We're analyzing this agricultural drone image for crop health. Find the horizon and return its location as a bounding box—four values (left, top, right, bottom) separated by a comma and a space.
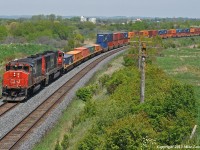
0, 0, 199, 18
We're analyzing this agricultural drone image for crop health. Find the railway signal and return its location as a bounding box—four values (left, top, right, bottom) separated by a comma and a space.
129, 35, 162, 104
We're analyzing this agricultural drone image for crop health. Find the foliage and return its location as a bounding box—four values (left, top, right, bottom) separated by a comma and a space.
61, 134, 70, 149
76, 84, 98, 102
54, 141, 62, 150
74, 64, 196, 148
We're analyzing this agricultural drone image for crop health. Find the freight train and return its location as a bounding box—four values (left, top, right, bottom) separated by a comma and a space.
1, 32, 129, 101
2, 26, 200, 101
129, 27, 200, 39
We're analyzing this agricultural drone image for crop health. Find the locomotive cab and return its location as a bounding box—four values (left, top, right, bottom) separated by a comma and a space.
2, 62, 30, 101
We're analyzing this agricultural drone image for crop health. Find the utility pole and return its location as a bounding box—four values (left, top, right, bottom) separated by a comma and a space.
138, 38, 142, 70
129, 35, 161, 104
140, 42, 146, 103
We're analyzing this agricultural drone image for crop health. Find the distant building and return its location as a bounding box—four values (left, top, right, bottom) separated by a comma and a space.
89, 18, 96, 24
80, 16, 87, 22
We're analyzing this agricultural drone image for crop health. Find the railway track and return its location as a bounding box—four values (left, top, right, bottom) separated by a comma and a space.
0, 46, 128, 150
0, 102, 19, 117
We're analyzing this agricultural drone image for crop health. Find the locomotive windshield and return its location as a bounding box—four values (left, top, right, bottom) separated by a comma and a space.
6, 65, 29, 72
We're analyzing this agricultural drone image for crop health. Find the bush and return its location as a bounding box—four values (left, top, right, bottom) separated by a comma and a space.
76, 87, 92, 102
76, 84, 98, 102
61, 134, 70, 149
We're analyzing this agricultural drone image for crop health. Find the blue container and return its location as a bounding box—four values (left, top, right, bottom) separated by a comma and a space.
97, 33, 113, 43
123, 32, 128, 39
64, 54, 73, 65
158, 30, 167, 35
97, 42, 108, 49
185, 28, 190, 33
107, 33, 113, 42
176, 29, 182, 33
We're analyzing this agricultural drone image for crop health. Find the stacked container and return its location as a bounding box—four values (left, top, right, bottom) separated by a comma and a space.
148, 30, 158, 37
167, 29, 176, 38
83, 45, 95, 54
63, 54, 73, 69
123, 32, 128, 45
158, 30, 167, 38
113, 33, 119, 48
158, 30, 167, 35
92, 44, 102, 52
139, 30, 149, 37
74, 47, 90, 58
66, 51, 82, 62
128, 32, 135, 39
96, 33, 113, 50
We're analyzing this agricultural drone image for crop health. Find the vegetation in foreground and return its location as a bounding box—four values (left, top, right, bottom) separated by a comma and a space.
34, 37, 197, 150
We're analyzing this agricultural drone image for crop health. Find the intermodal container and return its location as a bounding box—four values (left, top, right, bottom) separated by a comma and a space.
97, 33, 113, 43
108, 33, 113, 42
176, 29, 182, 33
64, 54, 73, 65
168, 29, 176, 34
123, 32, 128, 39
92, 44, 102, 52
83, 45, 95, 54
158, 30, 167, 35
113, 33, 119, 41
190, 28, 195, 33
74, 47, 90, 58
139, 30, 149, 36
128, 32, 134, 38
148, 30, 158, 37
118, 33, 124, 40
185, 28, 190, 33
66, 51, 82, 62
134, 31, 140, 36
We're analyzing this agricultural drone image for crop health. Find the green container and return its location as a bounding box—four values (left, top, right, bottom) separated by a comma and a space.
83, 45, 95, 54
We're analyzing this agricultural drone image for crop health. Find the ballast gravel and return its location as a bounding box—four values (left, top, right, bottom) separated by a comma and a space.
0, 48, 128, 150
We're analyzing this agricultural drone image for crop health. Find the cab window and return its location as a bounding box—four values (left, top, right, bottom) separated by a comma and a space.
24, 66, 29, 72
6, 65, 10, 71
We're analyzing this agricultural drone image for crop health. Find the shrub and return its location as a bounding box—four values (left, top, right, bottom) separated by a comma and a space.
76, 87, 92, 102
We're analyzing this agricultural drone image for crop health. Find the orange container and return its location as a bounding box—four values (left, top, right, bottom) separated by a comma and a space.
190, 28, 195, 33
74, 47, 90, 58
92, 44, 102, 52
139, 30, 149, 36
168, 29, 176, 34
66, 51, 82, 62
128, 32, 135, 38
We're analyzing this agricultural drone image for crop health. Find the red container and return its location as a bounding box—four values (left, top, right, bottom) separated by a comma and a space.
118, 33, 124, 40
118, 39, 124, 46
134, 31, 139, 36
74, 47, 90, 58
113, 33, 119, 41
108, 41, 114, 50
148, 30, 158, 37
113, 41, 119, 48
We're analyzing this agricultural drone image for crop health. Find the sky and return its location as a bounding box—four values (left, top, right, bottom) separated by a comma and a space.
0, 0, 199, 18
